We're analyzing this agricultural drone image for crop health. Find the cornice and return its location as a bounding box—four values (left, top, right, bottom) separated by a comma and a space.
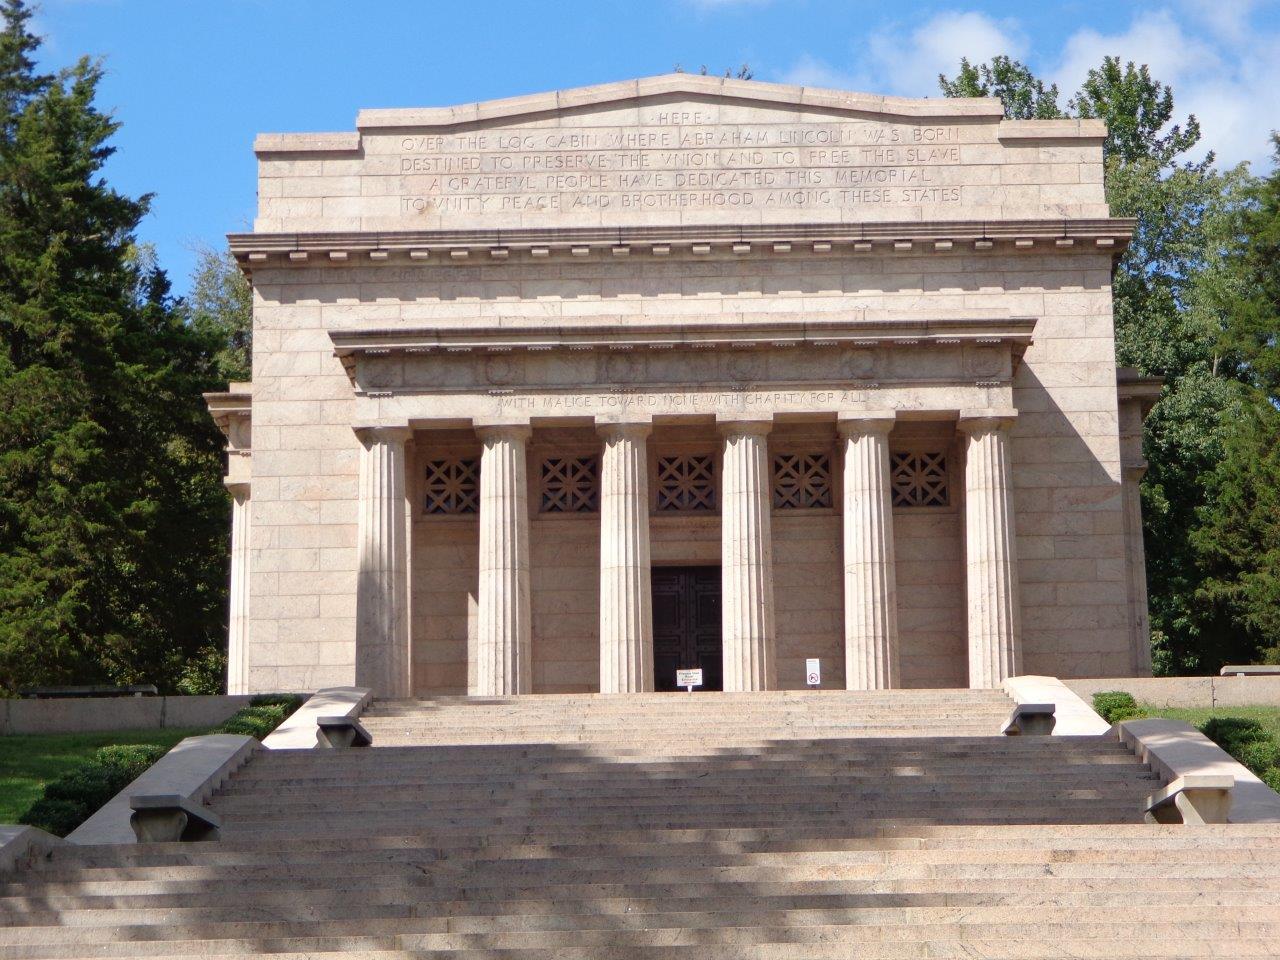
329, 314, 1036, 361
230, 218, 1134, 272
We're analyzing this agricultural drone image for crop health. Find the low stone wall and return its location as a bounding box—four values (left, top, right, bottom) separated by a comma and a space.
0, 695, 256, 736
1065, 676, 1280, 709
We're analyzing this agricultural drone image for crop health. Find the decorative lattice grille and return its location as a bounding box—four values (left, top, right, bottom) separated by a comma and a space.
423, 458, 480, 515
656, 454, 716, 512
772, 453, 833, 509
540, 456, 600, 513
890, 451, 949, 507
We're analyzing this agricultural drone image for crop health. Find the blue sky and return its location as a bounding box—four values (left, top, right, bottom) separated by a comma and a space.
37, 0, 1280, 295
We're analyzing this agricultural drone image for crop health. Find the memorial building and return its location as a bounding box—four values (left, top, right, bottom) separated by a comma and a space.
206, 74, 1161, 698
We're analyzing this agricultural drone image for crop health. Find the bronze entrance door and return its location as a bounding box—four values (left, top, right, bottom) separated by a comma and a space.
651, 566, 723, 692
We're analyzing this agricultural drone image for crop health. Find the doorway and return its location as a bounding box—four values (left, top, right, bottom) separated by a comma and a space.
652, 566, 723, 692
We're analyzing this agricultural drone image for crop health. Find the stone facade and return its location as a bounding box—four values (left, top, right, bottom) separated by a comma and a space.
205, 74, 1160, 696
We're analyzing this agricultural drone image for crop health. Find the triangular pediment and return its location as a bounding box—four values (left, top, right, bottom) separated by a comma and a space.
355, 73, 1004, 130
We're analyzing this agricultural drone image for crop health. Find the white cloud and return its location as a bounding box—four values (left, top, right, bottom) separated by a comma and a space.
1050, 7, 1279, 169
780, 10, 1024, 97
775, 5, 1278, 170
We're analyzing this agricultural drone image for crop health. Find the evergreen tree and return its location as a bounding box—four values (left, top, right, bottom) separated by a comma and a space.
0, 1, 228, 692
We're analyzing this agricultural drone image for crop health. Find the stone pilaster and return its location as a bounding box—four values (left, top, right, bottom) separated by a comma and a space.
474, 423, 532, 696
597, 419, 654, 693
1122, 464, 1154, 675
354, 426, 412, 699
958, 411, 1021, 688
838, 413, 900, 690
718, 417, 776, 692
225, 482, 251, 696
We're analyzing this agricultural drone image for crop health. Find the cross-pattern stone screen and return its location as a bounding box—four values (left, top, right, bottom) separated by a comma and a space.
423, 458, 480, 515
656, 454, 716, 512
890, 451, 949, 507
540, 456, 600, 513
772, 453, 833, 509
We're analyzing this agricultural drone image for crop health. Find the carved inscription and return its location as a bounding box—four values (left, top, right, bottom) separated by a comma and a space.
390, 119, 965, 216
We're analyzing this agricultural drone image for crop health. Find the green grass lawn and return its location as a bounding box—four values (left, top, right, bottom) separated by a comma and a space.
0, 728, 205, 824
1137, 704, 1280, 740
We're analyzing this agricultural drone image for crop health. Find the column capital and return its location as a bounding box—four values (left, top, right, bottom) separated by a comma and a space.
474, 419, 532, 442
354, 425, 412, 445
957, 408, 1018, 435
596, 415, 652, 441
837, 410, 896, 438
716, 414, 773, 438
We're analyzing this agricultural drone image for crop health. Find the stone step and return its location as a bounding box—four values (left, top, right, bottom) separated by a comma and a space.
4, 918, 1280, 954
4, 945, 1272, 960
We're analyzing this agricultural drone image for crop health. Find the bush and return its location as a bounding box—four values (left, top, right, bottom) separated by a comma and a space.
19, 743, 167, 838
177, 645, 227, 695
1092, 691, 1143, 724
1200, 716, 1269, 752
213, 694, 304, 741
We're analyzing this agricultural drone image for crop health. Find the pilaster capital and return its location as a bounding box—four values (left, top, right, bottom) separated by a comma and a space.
354, 425, 412, 446
1122, 461, 1149, 481
474, 419, 532, 443
596, 415, 652, 442
836, 410, 896, 438
716, 414, 773, 438
957, 408, 1018, 436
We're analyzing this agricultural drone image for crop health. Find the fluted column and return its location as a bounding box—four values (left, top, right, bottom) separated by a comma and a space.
718, 417, 776, 691
474, 423, 532, 696
838, 413, 900, 690
959, 411, 1021, 688
225, 482, 251, 695
354, 426, 412, 699
598, 420, 654, 693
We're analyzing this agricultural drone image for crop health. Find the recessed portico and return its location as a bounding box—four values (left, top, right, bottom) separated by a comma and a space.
331, 314, 1032, 693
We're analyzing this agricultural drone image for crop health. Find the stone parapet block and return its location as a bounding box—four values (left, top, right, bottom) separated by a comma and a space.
0, 825, 63, 876
1004, 675, 1111, 736
263, 687, 373, 750
67, 734, 258, 845
1118, 717, 1280, 823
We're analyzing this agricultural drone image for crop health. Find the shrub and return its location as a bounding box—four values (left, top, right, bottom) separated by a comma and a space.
1092, 691, 1143, 724
213, 694, 304, 741
177, 645, 228, 695
19, 743, 166, 838
1200, 716, 1269, 752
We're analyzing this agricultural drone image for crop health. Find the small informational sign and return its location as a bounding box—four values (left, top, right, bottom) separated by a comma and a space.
676, 668, 704, 693
806, 658, 821, 687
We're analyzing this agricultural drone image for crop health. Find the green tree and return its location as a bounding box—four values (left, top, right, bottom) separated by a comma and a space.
938, 56, 1063, 120
942, 54, 1268, 673
0, 1, 228, 693
188, 244, 252, 384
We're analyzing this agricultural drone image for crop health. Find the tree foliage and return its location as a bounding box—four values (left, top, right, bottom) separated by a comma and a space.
188, 244, 252, 384
0, 1, 230, 693
942, 55, 1280, 673
938, 55, 1063, 120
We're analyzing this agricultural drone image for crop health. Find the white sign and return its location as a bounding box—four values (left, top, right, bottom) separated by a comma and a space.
676, 668, 704, 692
806, 658, 821, 687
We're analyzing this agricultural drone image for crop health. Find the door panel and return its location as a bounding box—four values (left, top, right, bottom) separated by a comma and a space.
652, 566, 723, 692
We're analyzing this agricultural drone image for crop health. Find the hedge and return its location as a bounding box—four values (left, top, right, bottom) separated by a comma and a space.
17, 693, 305, 837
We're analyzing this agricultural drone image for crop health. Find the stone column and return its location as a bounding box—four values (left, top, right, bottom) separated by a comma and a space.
597, 420, 654, 693
959, 411, 1021, 688
474, 424, 532, 696
718, 417, 776, 692
225, 482, 251, 695
838, 413, 900, 690
354, 426, 412, 699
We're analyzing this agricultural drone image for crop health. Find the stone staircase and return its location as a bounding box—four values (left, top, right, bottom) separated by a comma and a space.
3, 689, 1279, 957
